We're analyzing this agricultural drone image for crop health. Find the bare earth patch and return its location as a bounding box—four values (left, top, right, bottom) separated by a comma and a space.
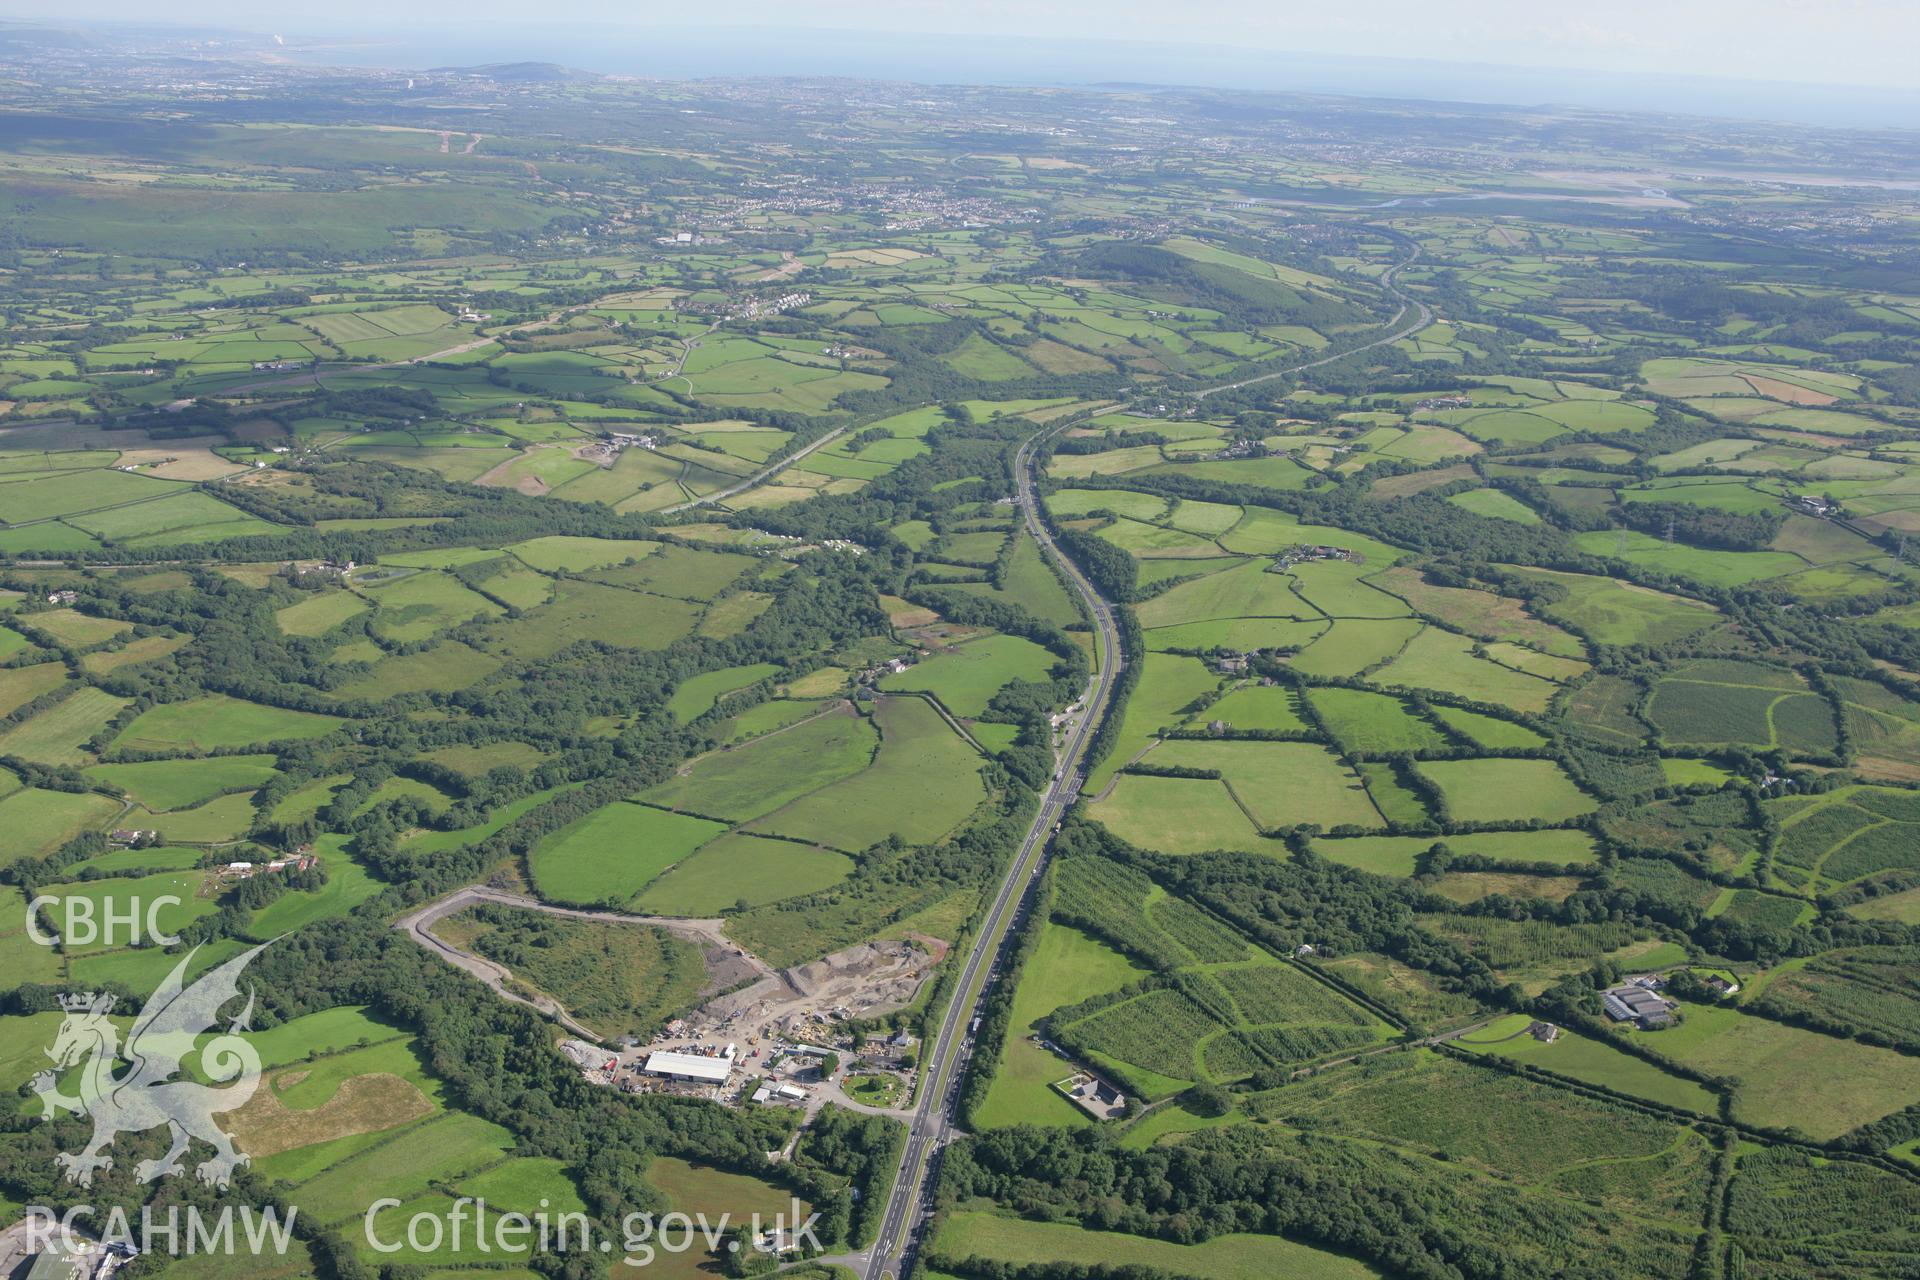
224, 1070, 434, 1158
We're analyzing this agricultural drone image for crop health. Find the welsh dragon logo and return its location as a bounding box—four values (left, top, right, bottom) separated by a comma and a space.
32, 943, 268, 1190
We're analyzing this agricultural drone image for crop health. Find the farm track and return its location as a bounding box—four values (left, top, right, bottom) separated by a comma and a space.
395, 886, 772, 1045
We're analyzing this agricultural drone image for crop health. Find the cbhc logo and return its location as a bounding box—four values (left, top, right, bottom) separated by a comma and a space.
26, 896, 182, 947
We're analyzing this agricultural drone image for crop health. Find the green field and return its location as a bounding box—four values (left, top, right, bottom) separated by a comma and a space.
113, 694, 341, 753
745, 696, 985, 852
1416, 758, 1596, 824
0, 787, 122, 866
935, 1211, 1381, 1280
640, 706, 877, 821
1650, 1001, 1920, 1139
1088, 774, 1280, 854
666, 661, 782, 721
85, 754, 278, 809
1453, 1013, 1717, 1114
880, 634, 1056, 717
1086, 654, 1219, 791
630, 832, 853, 915
0, 687, 129, 764
976, 921, 1148, 1129
1148, 738, 1383, 830
528, 801, 726, 907
1511, 569, 1720, 646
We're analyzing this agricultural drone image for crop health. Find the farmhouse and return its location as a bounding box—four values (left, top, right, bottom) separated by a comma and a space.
1057, 1070, 1126, 1120
218, 854, 316, 883
643, 1045, 738, 1084
1277, 544, 1357, 569
1790, 494, 1837, 517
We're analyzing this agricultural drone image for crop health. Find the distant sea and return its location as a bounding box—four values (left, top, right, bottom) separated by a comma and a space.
271, 23, 1920, 132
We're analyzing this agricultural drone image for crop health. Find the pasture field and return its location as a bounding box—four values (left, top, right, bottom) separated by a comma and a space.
528, 801, 726, 907
1508, 569, 1719, 646
976, 921, 1148, 1129
1372, 628, 1561, 713
1416, 758, 1596, 824
640, 706, 878, 821
0, 787, 123, 866
127, 789, 259, 842
423, 740, 548, 777
21, 609, 132, 647
0, 687, 129, 763
1147, 738, 1383, 830
1652, 1001, 1920, 1139
1370, 565, 1586, 657
935, 1211, 1382, 1280
1453, 1013, 1717, 1114
37, 871, 219, 954
332, 641, 502, 699
358, 569, 503, 643
1288, 618, 1425, 677
1447, 487, 1541, 524
1087, 774, 1278, 854
1429, 705, 1548, 749
85, 754, 278, 809
505, 534, 661, 572
879, 634, 1056, 717
643, 1155, 810, 1224
744, 695, 985, 851
1085, 654, 1219, 791
80, 633, 187, 675
666, 661, 781, 721
1308, 687, 1449, 754
630, 833, 853, 915
112, 694, 341, 752
1190, 682, 1309, 732
0, 662, 81, 716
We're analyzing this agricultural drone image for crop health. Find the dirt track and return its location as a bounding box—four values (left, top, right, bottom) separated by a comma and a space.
396, 886, 769, 1044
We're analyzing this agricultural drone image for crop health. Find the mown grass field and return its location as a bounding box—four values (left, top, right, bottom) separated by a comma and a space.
746, 696, 986, 851
528, 801, 726, 906
976, 921, 1147, 1129
640, 705, 876, 822
879, 634, 1056, 717
631, 832, 852, 915
112, 693, 341, 752
936, 1210, 1381, 1280
1651, 1001, 1920, 1139
1453, 1013, 1717, 1114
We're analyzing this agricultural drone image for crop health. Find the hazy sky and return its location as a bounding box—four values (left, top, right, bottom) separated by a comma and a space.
28, 0, 1920, 91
